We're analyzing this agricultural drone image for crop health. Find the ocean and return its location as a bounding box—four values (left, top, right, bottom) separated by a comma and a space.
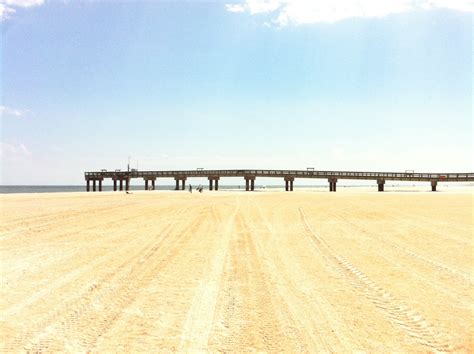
0, 185, 325, 194
1, 183, 471, 194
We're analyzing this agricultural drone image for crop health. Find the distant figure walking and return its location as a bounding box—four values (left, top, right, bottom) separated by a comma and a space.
198, 185, 203, 193
189, 184, 193, 193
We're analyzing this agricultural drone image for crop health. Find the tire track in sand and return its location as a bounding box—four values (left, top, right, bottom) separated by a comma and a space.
298, 207, 454, 353
4, 205, 199, 352
211, 213, 293, 352
333, 212, 473, 286
177, 200, 240, 351
251, 201, 361, 352
1, 206, 182, 320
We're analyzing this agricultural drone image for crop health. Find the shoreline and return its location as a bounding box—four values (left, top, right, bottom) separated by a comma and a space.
0, 186, 473, 197
0, 183, 474, 198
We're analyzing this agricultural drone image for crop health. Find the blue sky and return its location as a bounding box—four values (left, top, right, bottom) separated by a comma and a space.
0, 0, 472, 185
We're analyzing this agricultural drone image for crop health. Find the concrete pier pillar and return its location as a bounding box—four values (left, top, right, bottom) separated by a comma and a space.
377, 179, 385, 192
93, 179, 97, 192
86, 180, 90, 192
208, 176, 220, 191
284, 176, 295, 191
98, 179, 102, 192
244, 176, 255, 191
152, 179, 155, 190
113, 179, 117, 191
431, 180, 438, 192
328, 178, 337, 192
145, 179, 149, 190
126, 178, 130, 191
119, 179, 123, 191
174, 177, 186, 191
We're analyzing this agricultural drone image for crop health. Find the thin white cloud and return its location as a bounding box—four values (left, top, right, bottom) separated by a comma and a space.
3, 0, 44, 7
226, 4, 246, 13
423, 0, 474, 12
225, 0, 474, 26
0, 4, 15, 19
0, 142, 32, 161
0, 105, 26, 117
0, 0, 44, 20
245, 0, 282, 14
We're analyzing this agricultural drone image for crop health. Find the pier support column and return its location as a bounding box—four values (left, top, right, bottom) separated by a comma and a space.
145, 179, 149, 191
431, 180, 438, 192
119, 179, 123, 191
377, 179, 385, 192
244, 176, 256, 191
208, 176, 220, 191
113, 179, 117, 191
328, 178, 337, 192
93, 179, 97, 192
284, 176, 295, 191
125, 178, 130, 191
174, 176, 186, 191
98, 179, 102, 192
151, 179, 155, 190
86, 179, 90, 192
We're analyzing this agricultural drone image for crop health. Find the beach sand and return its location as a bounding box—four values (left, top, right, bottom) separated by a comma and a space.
1, 189, 473, 352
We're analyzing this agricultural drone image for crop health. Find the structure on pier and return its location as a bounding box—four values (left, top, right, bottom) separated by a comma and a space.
84, 169, 473, 192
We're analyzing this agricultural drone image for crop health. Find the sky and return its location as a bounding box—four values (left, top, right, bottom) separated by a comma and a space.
0, 0, 472, 185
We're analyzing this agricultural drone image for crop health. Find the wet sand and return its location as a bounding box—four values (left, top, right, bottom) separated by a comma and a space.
1, 189, 473, 352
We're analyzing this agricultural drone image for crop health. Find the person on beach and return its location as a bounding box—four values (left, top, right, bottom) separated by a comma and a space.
189, 184, 192, 193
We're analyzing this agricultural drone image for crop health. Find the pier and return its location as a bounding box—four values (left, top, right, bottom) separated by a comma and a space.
84, 169, 473, 192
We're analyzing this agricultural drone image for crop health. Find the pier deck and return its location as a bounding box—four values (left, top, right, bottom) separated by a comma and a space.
84, 169, 474, 192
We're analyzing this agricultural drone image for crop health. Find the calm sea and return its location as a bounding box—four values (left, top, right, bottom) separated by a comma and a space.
0, 184, 471, 194
0, 185, 323, 194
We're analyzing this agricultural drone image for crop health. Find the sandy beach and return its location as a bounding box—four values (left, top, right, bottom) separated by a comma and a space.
1, 189, 472, 352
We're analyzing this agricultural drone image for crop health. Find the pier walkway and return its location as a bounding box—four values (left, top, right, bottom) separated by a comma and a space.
84, 169, 474, 192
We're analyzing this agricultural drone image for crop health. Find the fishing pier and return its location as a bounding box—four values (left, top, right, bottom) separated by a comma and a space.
84, 169, 474, 192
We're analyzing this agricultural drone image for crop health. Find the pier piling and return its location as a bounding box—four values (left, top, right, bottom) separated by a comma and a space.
284, 176, 295, 191
328, 178, 337, 192
377, 179, 385, 192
